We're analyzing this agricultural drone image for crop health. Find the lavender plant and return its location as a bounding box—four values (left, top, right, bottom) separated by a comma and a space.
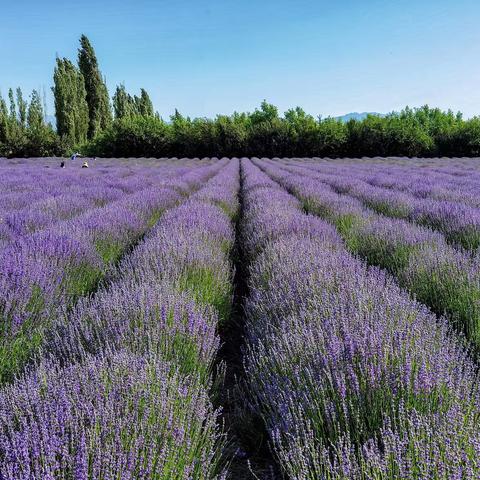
257, 159, 480, 353
0, 159, 240, 479
0, 160, 227, 383
0, 351, 225, 480
241, 158, 480, 479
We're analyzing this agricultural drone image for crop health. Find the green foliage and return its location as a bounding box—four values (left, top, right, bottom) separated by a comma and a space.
0, 88, 65, 157
246, 101, 290, 156
95, 239, 126, 264
27, 90, 44, 129
16, 88, 27, 127
52, 57, 89, 146
8, 88, 15, 120
285, 108, 347, 156
0, 97, 7, 144
4, 92, 480, 158
113, 84, 155, 120
0, 322, 44, 384
316, 117, 348, 156
447, 118, 480, 157
137, 88, 154, 117
66, 263, 104, 300
214, 113, 248, 157
113, 84, 131, 119
78, 34, 112, 138
347, 108, 432, 157
0, 36, 476, 161
86, 115, 170, 157
178, 266, 232, 325
400, 250, 480, 350
81, 103, 480, 158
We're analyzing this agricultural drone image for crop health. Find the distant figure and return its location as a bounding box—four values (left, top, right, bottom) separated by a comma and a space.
82, 161, 89, 168
60, 161, 65, 168
71, 152, 81, 161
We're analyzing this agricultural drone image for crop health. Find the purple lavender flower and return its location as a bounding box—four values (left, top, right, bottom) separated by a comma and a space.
241, 158, 480, 479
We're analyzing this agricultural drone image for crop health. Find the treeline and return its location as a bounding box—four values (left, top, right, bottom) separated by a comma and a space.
0, 35, 155, 158
84, 103, 480, 158
2, 36, 480, 158
0, 88, 63, 157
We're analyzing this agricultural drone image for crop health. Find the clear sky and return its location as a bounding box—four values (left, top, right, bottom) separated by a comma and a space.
1, 0, 480, 119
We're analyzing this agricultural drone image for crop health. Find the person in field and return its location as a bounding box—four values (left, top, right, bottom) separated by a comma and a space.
70, 152, 81, 161
82, 161, 89, 168
60, 161, 65, 168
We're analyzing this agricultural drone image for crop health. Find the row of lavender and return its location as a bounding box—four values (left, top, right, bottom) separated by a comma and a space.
257, 159, 480, 355
0, 159, 240, 478
0, 161, 190, 249
0, 159, 226, 383
290, 158, 480, 208
281, 159, 480, 253
281, 159, 480, 251
241, 158, 480, 478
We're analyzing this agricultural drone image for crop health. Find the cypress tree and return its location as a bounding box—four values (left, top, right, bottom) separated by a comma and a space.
53, 57, 89, 145
127, 93, 137, 116
78, 34, 112, 138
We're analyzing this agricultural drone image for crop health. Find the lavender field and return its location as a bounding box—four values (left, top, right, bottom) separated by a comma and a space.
1, 156, 480, 479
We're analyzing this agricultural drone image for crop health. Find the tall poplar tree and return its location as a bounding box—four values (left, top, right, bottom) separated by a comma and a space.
8, 89, 16, 120
27, 90, 44, 129
113, 84, 155, 119
0, 94, 8, 144
52, 57, 89, 145
16, 88, 27, 127
78, 34, 111, 138
112, 84, 131, 119
138, 88, 154, 117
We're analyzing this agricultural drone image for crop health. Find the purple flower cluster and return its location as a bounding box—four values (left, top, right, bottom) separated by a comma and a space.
340, 160, 480, 208
241, 158, 480, 478
282, 157, 480, 209
0, 161, 223, 325
3, 155, 480, 479
0, 159, 228, 383
0, 351, 221, 480
285, 159, 480, 251
256, 159, 480, 353
120, 160, 239, 323
0, 159, 240, 478
0, 161, 189, 249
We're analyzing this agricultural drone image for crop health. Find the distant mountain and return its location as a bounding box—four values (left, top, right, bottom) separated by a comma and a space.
335, 112, 385, 122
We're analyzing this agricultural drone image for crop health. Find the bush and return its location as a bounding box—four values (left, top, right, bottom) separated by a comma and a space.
86, 115, 170, 157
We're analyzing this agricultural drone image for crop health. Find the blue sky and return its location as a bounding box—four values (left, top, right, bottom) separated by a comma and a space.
1, 0, 480, 118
